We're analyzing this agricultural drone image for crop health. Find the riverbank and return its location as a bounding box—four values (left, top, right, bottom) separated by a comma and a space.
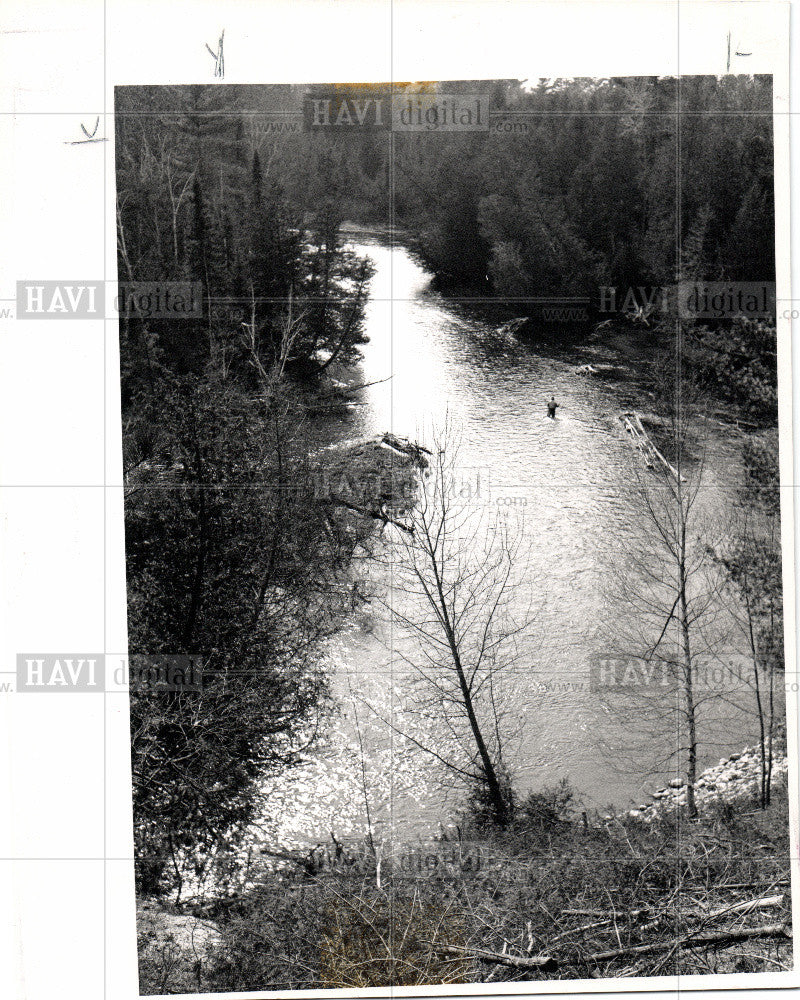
309, 431, 429, 530
315, 231, 780, 815
137, 770, 792, 993
627, 747, 790, 822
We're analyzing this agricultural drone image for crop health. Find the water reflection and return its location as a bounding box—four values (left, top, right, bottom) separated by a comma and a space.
304, 231, 756, 830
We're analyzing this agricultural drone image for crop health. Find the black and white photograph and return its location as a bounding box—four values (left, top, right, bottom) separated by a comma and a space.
116, 75, 795, 992
0, 2, 798, 999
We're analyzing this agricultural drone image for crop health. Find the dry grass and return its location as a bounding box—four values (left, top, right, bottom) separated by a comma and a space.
139, 783, 793, 992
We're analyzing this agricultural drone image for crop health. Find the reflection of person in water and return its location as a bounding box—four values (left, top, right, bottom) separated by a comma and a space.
547, 396, 559, 419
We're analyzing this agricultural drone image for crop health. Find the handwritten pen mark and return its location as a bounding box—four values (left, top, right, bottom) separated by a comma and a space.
726, 31, 753, 72
64, 116, 107, 145
206, 29, 225, 78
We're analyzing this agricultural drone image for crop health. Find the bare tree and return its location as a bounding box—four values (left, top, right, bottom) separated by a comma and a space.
715, 503, 783, 808
602, 406, 732, 817
241, 284, 306, 396
161, 141, 196, 272
374, 427, 534, 826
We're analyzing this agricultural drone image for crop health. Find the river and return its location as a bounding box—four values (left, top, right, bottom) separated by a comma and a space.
258, 229, 761, 850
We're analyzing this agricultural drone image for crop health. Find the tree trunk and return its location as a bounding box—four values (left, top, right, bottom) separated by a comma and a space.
679, 527, 698, 818
430, 544, 510, 826
766, 658, 775, 806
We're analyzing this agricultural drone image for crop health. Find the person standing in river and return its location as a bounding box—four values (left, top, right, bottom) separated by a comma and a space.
547, 396, 559, 419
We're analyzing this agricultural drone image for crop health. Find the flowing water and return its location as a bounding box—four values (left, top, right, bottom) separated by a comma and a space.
261, 230, 759, 850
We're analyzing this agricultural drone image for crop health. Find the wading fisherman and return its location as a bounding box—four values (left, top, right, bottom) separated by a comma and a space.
547, 396, 559, 419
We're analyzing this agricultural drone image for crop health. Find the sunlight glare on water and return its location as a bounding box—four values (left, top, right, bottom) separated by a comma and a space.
315, 232, 755, 828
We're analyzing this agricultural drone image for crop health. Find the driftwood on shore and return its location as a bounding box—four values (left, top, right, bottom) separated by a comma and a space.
425, 892, 790, 976
305, 377, 391, 413
497, 317, 529, 337
576, 362, 619, 376
619, 411, 685, 482
309, 433, 429, 533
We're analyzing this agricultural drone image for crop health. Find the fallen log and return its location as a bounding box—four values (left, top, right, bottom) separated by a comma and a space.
497, 317, 529, 337
580, 921, 791, 966
619, 411, 685, 482
702, 893, 784, 922
423, 940, 557, 972
705, 879, 789, 891
549, 917, 614, 945
576, 362, 619, 376
426, 919, 791, 975
380, 432, 432, 467
319, 493, 415, 534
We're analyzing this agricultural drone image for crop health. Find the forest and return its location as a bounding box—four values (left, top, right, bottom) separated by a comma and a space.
116, 78, 788, 989
117, 76, 775, 309
392, 76, 775, 299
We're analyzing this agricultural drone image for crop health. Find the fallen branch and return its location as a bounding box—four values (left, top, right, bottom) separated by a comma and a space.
339, 377, 392, 394
549, 917, 613, 945
636, 893, 785, 933
701, 893, 784, 922
580, 922, 791, 966
619, 411, 684, 482
423, 941, 557, 972
701, 879, 788, 891
427, 920, 791, 975
320, 495, 415, 534
561, 907, 650, 920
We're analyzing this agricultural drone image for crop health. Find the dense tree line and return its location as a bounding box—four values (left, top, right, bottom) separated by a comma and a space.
389, 77, 774, 301
116, 79, 781, 895
118, 77, 775, 321
116, 85, 382, 894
